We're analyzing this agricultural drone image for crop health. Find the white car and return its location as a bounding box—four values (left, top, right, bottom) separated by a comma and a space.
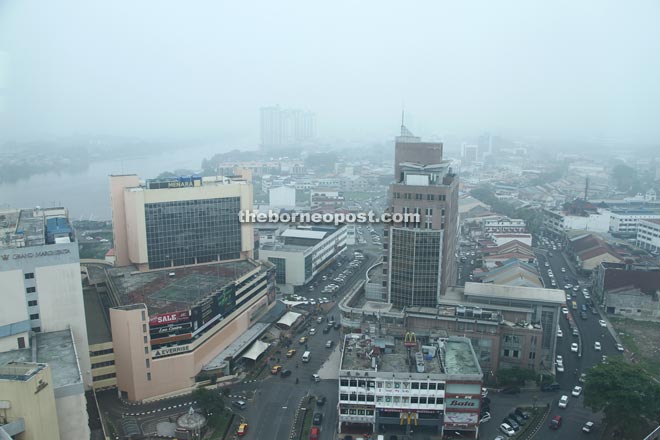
557, 329, 563, 338
562, 307, 569, 315
616, 343, 625, 352
500, 423, 516, 437
309, 328, 316, 335
479, 412, 491, 423
558, 395, 569, 408
561, 267, 566, 272
594, 341, 601, 351
557, 363, 565, 373
582, 421, 595, 433
584, 293, 591, 299
571, 343, 579, 352
481, 387, 488, 398
599, 320, 607, 328
572, 386, 583, 396
556, 355, 564, 363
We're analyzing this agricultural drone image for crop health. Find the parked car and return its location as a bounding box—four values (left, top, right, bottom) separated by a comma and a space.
558, 395, 568, 408
557, 328, 563, 337
232, 400, 247, 410
582, 421, 595, 433
571, 342, 579, 352
572, 386, 583, 396
237, 422, 248, 436
501, 386, 521, 395
598, 319, 607, 327
503, 417, 519, 431
515, 408, 531, 419
499, 423, 516, 437
479, 412, 491, 423
280, 369, 292, 378
594, 341, 601, 351
508, 412, 526, 425
542, 382, 561, 391
616, 343, 625, 352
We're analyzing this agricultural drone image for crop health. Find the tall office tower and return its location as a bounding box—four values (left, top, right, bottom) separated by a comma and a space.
0, 207, 92, 387
110, 174, 254, 271
384, 124, 459, 307
260, 105, 316, 148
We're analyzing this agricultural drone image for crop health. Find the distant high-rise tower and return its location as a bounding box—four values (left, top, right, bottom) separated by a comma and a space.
384, 123, 459, 307
260, 105, 316, 149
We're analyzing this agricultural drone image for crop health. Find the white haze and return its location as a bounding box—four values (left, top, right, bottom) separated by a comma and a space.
0, 0, 659, 146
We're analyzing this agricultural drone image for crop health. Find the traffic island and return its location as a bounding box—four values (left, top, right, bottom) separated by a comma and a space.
515, 406, 550, 440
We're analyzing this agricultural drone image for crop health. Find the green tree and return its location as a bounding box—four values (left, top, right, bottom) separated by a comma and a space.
584, 359, 660, 438
496, 367, 536, 386
611, 163, 637, 193
192, 387, 225, 417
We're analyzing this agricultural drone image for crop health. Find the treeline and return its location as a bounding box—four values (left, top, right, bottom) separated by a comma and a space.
470, 186, 543, 236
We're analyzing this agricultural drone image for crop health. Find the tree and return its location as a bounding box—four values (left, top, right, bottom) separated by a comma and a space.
192, 387, 225, 417
611, 163, 637, 193
496, 367, 536, 386
584, 359, 660, 438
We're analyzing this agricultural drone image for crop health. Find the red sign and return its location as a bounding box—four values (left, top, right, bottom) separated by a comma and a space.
149, 310, 190, 326
150, 333, 192, 346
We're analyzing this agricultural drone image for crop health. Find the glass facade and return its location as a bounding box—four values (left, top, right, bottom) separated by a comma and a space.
269, 257, 287, 284
389, 228, 443, 307
145, 197, 242, 269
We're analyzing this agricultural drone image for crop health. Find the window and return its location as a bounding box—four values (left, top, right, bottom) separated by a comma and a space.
145, 359, 150, 368
147, 372, 151, 381
411, 397, 419, 404
30, 313, 39, 320
425, 208, 433, 216
17, 337, 26, 349
144, 347, 149, 354
340, 379, 349, 386
411, 382, 419, 389
141, 311, 146, 321
144, 336, 148, 344
24, 273, 34, 279
26, 287, 36, 293
32, 327, 41, 332
420, 382, 428, 390
142, 324, 147, 333
340, 393, 348, 400
429, 383, 437, 390
28, 300, 38, 307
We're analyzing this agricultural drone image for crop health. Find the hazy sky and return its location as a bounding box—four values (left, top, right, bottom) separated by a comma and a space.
1, 1, 659, 146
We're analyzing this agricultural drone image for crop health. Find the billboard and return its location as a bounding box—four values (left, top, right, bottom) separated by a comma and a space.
149, 310, 190, 327
190, 285, 236, 333
150, 333, 192, 346
445, 398, 481, 410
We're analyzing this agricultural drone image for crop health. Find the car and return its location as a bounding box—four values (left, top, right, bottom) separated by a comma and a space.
312, 374, 321, 382
556, 355, 563, 363
316, 396, 326, 406
313, 413, 323, 425
572, 328, 579, 336
571, 342, 579, 352
616, 343, 625, 352
514, 408, 530, 419
549, 415, 562, 430
542, 382, 560, 391
566, 294, 572, 301
286, 349, 297, 358
602, 355, 608, 363
545, 262, 550, 267
580, 311, 588, 320
558, 395, 568, 408
508, 413, 526, 425
333, 322, 340, 329
556, 363, 565, 373
579, 373, 587, 383
503, 417, 520, 431
309, 426, 320, 440
232, 400, 247, 409
316, 316, 323, 323
557, 328, 563, 337
594, 341, 601, 351
573, 286, 580, 292
591, 307, 599, 315
481, 387, 488, 398
582, 421, 595, 433
479, 412, 491, 423
325, 340, 333, 348
482, 397, 491, 405
499, 423, 515, 437
299, 336, 307, 344
322, 326, 331, 334
280, 369, 292, 378
599, 319, 607, 327
501, 386, 520, 394
572, 386, 583, 396
237, 422, 248, 436
562, 307, 569, 315
561, 267, 566, 272
584, 293, 591, 299
271, 365, 282, 374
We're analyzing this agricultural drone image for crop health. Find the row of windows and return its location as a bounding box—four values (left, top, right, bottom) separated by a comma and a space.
394, 193, 447, 201
340, 379, 445, 390
90, 348, 114, 357
92, 360, 115, 369
340, 408, 375, 416
24, 272, 34, 279
340, 394, 445, 405
94, 373, 117, 381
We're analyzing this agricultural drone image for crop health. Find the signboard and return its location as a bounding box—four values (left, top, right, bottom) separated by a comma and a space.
152, 345, 190, 358
444, 412, 478, 425
445, 398, 480, 410
150, 333, 192, 346
150, 322, 192, 335
1, 248, 71, 262
149, 310, 190, 327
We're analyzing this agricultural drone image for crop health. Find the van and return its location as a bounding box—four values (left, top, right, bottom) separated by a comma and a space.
302, 351, 311, 363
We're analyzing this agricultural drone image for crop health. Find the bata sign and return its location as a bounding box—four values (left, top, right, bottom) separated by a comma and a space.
152, 345, 190, 358
446, 398, 480, 410
149, 310, 190, 326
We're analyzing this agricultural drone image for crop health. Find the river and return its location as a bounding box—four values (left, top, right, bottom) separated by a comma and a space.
0, 144, 243, 220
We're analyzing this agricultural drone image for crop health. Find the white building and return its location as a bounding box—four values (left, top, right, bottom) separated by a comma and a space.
0, 208, 91, 388
269, 185, 297, 209
258, 225, 347, 292
543, 209, 611, 235
636, 219, 660, 253
338, 334, 483, 438
610, 209, 660, 234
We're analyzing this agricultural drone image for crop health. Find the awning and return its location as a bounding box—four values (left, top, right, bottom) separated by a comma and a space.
241, 340, 270, 361
277, 311, 302, 328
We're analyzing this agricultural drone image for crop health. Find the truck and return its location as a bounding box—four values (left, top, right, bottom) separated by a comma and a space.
302, 351, 311, 363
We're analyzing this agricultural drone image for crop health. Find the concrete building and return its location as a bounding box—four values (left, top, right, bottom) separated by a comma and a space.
594, 262, 660, 320
269, 185, 297, 209
310, 189, 345, 210
0, 208, 91, 388
385, 124, 459, 307
338, 334, 483, 438
260, 105, 316, 148
482, 217, 527, 234
610, 209, 660, 235
543, 208, 611, 236
106, 259, 276, 401
481, 240, 535, 269
110, 174, 254, 271
259, 225, 347, 293
0, 329, 89, 440
636, 219, 660, 253
339, 282, 564, 375
476, 259, 543, 288
567, 234, 622, 272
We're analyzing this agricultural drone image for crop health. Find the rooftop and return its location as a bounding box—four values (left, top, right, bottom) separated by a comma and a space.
0, 330, 81, 389
108, 259, 258, 316
340, 334, 481, 377
1, 208, 74, 249
0, 362, 47, 382
464, 282, 565, 304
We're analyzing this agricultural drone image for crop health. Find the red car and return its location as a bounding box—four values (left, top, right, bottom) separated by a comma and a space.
237, 423, 248, 436
549, 415, 562, 430
309, 426, 320, 440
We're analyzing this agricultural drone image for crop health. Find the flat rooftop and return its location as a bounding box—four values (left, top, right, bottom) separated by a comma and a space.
84, 286, 112, 345
464, 282, 566, 304
1, 207, 74, 249
0, 330, 81, 389
340, 334, 481, 377
108, 259, 258, 316
0, 362, 47, 382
